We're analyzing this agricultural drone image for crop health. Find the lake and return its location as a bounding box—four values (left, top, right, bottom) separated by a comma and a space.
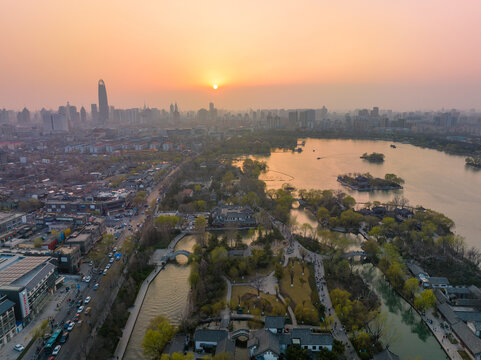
252, 138, 481, 250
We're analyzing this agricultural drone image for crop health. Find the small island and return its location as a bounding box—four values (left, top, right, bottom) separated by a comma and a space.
466, 157, 481, 169
337, 172, 404, 191
360, 152, 385, 162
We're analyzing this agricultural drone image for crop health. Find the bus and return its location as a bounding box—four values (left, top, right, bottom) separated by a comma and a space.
45, 328, 62, 352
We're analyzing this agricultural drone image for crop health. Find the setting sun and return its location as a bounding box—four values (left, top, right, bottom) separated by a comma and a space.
213, 84, 218, 90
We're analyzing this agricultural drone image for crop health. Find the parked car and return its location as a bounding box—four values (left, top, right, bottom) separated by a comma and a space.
108, 252, 113, 258
14, 344, 24, 352
77, 306, 84, 314
93, 283, 99, 290
106, 264, 111, 269
85, 307, 91, 315
109, 258, 114, 264
113, 247, 117, 252
85, 276, 91, 283
103, 269, 108, 275
84, 296, 91, 304
67, 322, 75, 331
52, 345, 61, 355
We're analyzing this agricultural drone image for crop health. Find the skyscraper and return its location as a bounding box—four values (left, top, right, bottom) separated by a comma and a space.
98, 79, 109, 123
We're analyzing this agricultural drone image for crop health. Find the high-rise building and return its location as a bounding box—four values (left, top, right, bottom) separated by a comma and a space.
98, 79, 109, 123
17, 108, 30, 124
80, 106, 87, 122
91, 104, 98, 122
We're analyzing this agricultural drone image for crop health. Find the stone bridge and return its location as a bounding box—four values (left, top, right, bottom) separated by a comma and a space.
163, 249, 191, 261
230, 328, 250, 340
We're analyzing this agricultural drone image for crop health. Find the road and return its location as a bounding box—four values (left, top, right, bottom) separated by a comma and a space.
17, 165, 181, 360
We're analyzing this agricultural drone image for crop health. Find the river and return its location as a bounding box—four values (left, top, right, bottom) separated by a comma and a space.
123, 231, 255, 359
252, 138, 481, 250
357, 264, 448, 360
123, 234, 197, 360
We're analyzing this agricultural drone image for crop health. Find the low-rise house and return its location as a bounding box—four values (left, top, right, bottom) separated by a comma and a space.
264, 316, 285, 334
194, 329, 228, 352
290, 328, 333, 352
373, 349, 400, 360
452, 321, 481, 360
210, 205, 256, 228
248, 329, 281, 360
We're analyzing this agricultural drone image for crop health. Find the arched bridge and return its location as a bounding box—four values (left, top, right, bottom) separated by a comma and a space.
163, 249, 191, 261
230, 328, 250, 340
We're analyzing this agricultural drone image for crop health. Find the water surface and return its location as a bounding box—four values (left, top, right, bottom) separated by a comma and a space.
254, 138, 481, 250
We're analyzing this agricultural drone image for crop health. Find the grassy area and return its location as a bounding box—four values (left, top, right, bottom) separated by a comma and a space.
230, 285, 285, 316
279, 260, 313, 308
458, 350, 471, 360
279, 259, 320, 324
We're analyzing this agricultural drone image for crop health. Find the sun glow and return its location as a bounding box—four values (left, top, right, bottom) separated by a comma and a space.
213, 84, 218, 90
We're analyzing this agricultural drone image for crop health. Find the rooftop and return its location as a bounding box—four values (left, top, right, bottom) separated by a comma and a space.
0, 254, 51, 286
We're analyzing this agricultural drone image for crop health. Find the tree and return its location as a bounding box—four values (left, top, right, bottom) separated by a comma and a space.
364, 239, 380, 260
342, 195, 356, 209
286, 345, 310, 360
289, 267, 295, 287
142, 316, 175, 360
316, 207, 330, 225
403, 278, 419, 300
194, 216, 207, 247
414, 289, 436, 311
274, 262, 283, 281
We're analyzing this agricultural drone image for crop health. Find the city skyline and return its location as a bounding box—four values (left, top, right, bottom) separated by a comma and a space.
1, 1, 481, 111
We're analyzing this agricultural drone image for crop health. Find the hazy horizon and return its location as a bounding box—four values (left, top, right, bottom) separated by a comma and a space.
2, 1, 481, 111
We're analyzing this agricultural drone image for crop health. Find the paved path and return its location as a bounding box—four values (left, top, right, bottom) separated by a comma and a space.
423, 310, 462, 360
113, 265, 162, 360
271, 217, 360, 360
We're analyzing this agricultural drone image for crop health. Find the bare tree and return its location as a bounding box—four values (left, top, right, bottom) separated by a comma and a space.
253, 276, 263, 299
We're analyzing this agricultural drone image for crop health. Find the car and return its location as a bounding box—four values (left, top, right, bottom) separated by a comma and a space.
76, 300, 82, 307
106, 264, 111, 269
63, 322, 70, 330
109, 258, 114, 263
74, 314, 80, 322
52, 345, 61, 355
77, 306, 84, 314
113, 247, 117, 252
108, 252, 113, 258
48, 357, 55, 360
84, 296, 91, 304
81, 276, 86, 282
85, 307, 91, 315
103, 269, 108, 275
93, 283, 99, 290
14, 344, 24, 352
59, 332, 69, 344
67, 322, 75, 331
85, 276, 91, 283
89, 261, 93, 266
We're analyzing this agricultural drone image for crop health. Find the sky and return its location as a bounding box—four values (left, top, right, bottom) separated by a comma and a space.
1, 0, 481, 111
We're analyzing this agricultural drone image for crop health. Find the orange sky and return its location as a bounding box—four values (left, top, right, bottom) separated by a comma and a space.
1, 0, 481, 111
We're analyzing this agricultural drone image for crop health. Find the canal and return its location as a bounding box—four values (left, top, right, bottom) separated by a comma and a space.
357, 264, 448, 360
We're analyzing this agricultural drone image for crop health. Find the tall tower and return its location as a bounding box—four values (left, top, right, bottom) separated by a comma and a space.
98, 79, 109, 123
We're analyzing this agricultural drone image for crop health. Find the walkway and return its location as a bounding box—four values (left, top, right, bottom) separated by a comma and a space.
424, 309, 463, 360
113, 265, 162, 360
271, 217, 360, 360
